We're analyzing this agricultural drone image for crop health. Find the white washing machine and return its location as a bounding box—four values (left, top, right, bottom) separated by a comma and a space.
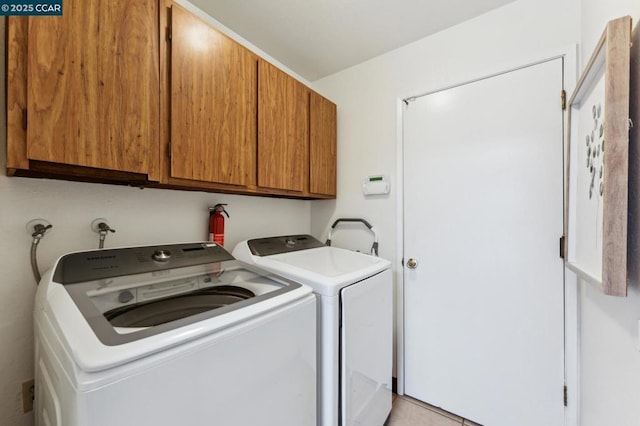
233, 235, 393, 426
34, 242, 316, 426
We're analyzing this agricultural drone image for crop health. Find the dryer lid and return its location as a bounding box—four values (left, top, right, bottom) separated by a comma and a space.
239, 236, 391, 296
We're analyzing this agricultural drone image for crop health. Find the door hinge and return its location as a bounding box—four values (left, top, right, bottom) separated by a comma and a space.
22, 108, 27, 131
563, 384, 568, 406
559, 236, 565, 259
561, 90, 567, 110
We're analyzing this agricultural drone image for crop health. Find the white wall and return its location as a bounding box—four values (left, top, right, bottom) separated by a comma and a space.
311, 0, 580, 385
578, 1, 640, 425
0, 11, 312, 426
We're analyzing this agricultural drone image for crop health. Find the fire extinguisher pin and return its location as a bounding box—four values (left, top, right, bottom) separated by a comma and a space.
209, 203, 229, 217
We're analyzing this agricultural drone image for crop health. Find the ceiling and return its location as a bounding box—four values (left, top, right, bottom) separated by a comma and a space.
188, 0, 518, 82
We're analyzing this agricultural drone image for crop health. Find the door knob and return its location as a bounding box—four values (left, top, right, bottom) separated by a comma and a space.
406, 258, 418, 269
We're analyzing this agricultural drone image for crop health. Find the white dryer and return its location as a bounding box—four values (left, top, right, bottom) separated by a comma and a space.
233, 235, 393, 426
34, 242, 316, 426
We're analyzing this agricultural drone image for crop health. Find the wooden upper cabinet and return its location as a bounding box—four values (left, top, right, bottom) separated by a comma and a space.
258, 60, 309, 192
309, 91, 337, 196
169, 5, 257, 186
23, 0, 159, 177
7, 0, 336, 198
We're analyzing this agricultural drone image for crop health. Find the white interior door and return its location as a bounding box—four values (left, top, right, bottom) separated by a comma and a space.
403, 59, 565, 426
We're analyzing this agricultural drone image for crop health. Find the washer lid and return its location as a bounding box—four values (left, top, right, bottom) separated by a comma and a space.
251, 245, 391, 296
103, 285, 256, 328
42, 243, 312, 355
39, 251, 314, 372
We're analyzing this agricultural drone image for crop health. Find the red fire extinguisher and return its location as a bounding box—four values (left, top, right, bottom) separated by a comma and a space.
209, 204, 229, 246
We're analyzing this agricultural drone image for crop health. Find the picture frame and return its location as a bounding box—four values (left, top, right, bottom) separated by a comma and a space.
565, 16, 632, 296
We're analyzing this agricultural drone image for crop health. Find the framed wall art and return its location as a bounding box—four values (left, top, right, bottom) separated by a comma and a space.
565, 16, 632, 297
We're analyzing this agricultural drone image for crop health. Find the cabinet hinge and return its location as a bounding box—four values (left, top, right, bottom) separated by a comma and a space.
167, 142, 171, 159
22, 108, 27, 131
559, 236, 565, 259
561, 90, 567, 110
563, 384, 568, 406
166, 25, 172, 42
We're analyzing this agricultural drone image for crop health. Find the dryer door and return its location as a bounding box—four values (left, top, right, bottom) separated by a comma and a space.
339, 268, 393, 425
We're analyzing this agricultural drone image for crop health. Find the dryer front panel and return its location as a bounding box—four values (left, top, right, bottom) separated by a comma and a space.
339, 268, 393, 426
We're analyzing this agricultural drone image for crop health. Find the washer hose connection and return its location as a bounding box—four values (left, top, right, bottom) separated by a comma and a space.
31, 223, 52, 284
97, 222, 116, 249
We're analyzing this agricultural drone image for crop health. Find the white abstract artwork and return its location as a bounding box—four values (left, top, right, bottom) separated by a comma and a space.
570, 75, 605, 282
566, 15, 631, 296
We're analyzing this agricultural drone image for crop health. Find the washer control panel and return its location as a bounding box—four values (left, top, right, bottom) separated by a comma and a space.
53, 243, 234, 285
247, 235, 325, 256
152, 249, 172, 262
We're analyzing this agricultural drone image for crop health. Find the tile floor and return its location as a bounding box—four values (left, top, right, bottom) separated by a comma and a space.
385, 394, 482, 426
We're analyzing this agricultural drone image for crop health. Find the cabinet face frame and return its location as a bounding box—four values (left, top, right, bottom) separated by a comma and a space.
6, 16, 29, 172
565, 16, 631, 296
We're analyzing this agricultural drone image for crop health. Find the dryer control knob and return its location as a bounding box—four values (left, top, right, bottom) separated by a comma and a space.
285, 238, 297, 247
152, 249, 172, 262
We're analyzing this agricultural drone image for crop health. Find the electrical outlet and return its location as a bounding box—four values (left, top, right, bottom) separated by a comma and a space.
22, 379, 34, 413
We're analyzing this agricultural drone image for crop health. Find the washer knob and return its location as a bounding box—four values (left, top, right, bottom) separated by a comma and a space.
152, 249, 172, 262
118, 290, 134, 303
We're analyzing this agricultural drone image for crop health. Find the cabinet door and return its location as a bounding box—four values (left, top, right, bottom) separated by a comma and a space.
27, 0, 159, 176
258, 60, 309, 192
170, 5, 257, 186
309, 92, 337, 196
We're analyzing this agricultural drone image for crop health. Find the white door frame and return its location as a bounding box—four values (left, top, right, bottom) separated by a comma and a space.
394, 45, 579, 426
